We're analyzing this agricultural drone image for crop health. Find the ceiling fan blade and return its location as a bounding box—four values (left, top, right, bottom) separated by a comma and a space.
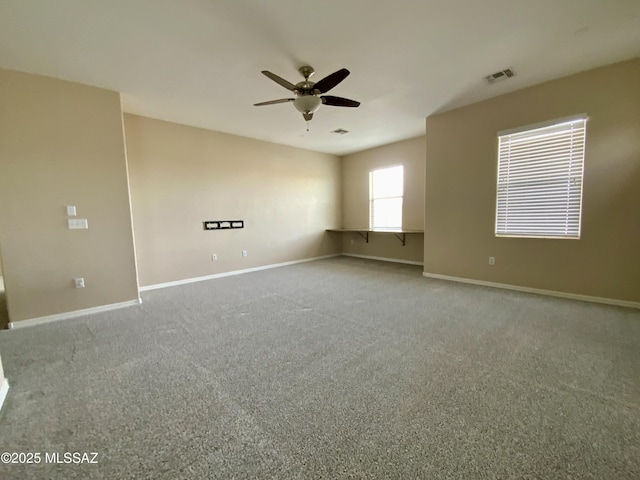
321, 95, 360, 107
261, 70, 296, 91
313, 68, 350, 93
303, 112, 314, 121
253, 98, 295, 106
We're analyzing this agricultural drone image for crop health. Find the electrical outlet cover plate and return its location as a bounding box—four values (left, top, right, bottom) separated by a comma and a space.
68, 218, 88, 229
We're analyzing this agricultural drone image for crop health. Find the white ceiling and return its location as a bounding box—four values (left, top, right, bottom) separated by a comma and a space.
1, 0, 639, 155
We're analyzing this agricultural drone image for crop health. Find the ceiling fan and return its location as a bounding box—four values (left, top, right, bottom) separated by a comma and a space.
253, 65, 360, 126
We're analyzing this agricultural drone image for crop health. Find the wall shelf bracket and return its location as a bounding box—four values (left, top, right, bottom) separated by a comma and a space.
355, 231, 369, 243
393, 232, 407, 246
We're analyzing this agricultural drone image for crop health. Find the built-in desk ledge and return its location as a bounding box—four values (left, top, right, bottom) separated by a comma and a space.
326, 228, 424, 246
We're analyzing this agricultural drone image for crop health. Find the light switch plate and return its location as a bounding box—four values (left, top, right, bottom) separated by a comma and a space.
68, 218, 88, 229
66, 205, 77, 216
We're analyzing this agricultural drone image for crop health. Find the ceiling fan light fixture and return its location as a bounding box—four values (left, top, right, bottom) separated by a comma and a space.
294, 95, 321, 114
255, 66, 360, 124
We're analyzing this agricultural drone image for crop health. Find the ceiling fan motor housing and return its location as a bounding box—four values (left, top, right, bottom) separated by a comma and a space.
294, 81, 317, 96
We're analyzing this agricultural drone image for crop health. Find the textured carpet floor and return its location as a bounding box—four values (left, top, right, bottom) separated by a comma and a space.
0, 257, 639, 479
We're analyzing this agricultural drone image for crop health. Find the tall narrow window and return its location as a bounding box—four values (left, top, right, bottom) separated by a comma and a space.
495, 115, 587, 238
370, 165, 403, 230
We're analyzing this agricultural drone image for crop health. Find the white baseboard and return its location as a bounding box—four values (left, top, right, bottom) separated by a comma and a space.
8, 298, 143, 330
140, 254, 342, 292
342, 253, 423, 266
0, 378, 9, 413
422, 272, 640, 309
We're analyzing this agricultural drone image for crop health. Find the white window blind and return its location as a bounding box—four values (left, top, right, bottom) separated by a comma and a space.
495, 116, 587, 238
370, 165, 403, 230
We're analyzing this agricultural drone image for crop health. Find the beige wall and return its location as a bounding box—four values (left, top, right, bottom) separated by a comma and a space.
0, 69, 140, 322
124, 114, 342, 287
424, 58, 640, 302
340, 136, 425, 263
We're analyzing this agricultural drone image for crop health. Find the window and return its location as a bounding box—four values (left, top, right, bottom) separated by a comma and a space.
370, 165, 403, 230
495, 115, 587, 238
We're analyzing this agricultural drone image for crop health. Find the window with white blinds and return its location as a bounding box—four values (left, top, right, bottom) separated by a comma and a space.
370, 165, 403, 230
495, 115, 587, 238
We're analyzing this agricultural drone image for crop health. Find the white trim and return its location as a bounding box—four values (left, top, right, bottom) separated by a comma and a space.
342, 253, 423, 266
140, 254, 342, 291
422, 272, 640, 309
8, 298, 143, 330
0, 378, 9, 413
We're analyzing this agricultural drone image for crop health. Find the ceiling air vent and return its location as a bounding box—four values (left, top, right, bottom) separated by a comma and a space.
485, 68, 515, 84
332, 128, 349, 135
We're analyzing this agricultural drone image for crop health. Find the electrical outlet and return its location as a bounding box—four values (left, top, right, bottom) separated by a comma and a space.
489, 256, 495, 266
74, 277, 85, 288
211, 253, 217, 261
242, 250, 247, 257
